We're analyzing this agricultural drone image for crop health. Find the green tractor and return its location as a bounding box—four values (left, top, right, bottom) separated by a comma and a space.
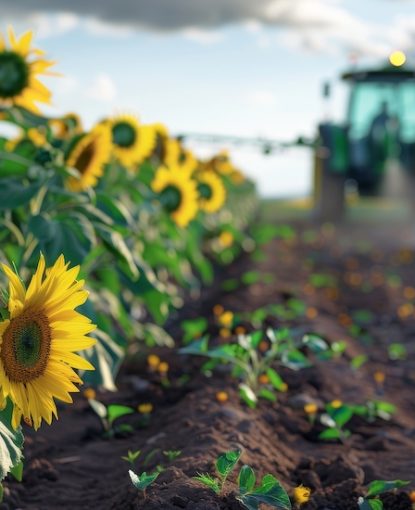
314, 51, 415, 220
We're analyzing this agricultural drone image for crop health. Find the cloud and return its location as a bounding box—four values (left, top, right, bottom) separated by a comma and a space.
0, 0, 414, 57
86, 73, 117, 102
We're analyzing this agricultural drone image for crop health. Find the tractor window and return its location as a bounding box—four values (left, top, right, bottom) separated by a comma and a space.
348, 81, 415, 143
348, 83, 399, 140
399, 83, 415, 142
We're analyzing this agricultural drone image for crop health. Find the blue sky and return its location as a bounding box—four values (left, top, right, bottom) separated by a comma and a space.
1, 0, 415, 197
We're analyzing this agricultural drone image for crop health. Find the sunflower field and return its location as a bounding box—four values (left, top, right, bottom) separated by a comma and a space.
0, 27, 258, 495
1, 25, 415, 510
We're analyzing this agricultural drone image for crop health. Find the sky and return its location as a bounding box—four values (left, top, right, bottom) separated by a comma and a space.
1, 0, 415, 197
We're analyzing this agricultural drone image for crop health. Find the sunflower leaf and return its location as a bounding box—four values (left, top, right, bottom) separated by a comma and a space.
0, 401, 24, 482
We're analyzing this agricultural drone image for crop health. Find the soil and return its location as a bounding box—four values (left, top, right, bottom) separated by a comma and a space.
2, 217, 415, 510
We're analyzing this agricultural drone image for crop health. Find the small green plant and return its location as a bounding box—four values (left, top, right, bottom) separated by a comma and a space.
181, 317, 208, 344
163, 450, 182, 462
129, 469, 159, 496
350, 354, 368, 370
181, 328, 340, 408
354, 400, 396, 422
121, 449, 141, 467
88, 399, 135, 437
358, 479, 410, 509
194, 450, 292, 510
319, 401, 354, 441
388, 343, 407, 361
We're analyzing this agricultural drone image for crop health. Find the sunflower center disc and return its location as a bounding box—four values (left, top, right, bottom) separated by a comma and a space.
74, 139, 96, 174
112, 122, 136, 148
0, 51, 29, 98
198, 182, 213, 200
160, 185, 182, 212
1, 310, 51, 382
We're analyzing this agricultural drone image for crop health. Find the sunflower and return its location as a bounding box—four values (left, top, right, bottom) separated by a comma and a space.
164, 138, 197, 176
208, 150, 235, 175
197, 171, 226, 213
66, 126, 111, 191
151, 123, 169, 162
0, 27, 56, 112
50, 112, 83, 140
0, 254, 96, 430
106, 114, 156, 169
152, 166, 198, 227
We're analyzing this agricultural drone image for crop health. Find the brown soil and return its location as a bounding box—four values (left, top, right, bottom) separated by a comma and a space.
2, 219, 415, 510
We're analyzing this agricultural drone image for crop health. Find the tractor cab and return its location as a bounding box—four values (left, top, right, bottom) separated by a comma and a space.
314, 51, 415, 220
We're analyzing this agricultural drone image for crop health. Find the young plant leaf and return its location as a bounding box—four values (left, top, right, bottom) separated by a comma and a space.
107, 404, 135, 426
258, 388, 277, 402
358, 497, 383, 510
238, 465, 256, 494
239, 474, 292, 510
319, 428, 342, 440
330, 406, 354, 428
216, 449, 241, 479
366, 480, 410, 497
193, 473, 221, 494
129, 470, 159, 491
266, 368, 286, 391
239, 384, 258, 408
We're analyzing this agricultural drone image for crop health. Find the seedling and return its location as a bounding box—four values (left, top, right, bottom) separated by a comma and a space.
350, 354, 368, 370
163, 450, 182, 462
353, 401, 396, 422
194, 449, 241, 494
181, 328, 339, 408
388, 343, 407, 361
358, 479, 410, 509
121, 449, 141, 467
319, 401, 354, 441
129, 469, 159, 497
194, 450, 292, 510
88, 398, 135, 437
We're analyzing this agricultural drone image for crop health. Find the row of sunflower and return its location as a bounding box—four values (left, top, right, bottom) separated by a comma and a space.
0, 27, 258, 489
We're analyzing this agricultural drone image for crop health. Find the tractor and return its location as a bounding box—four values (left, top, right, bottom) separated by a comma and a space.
313, 51, 415, 220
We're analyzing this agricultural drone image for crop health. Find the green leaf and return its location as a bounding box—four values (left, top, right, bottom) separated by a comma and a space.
0, 402, 24, 481
281, 349, 311, 370
216, 449, 241, 479
179, 336, 210, 355
107, 404, 135, 426
129, 470, 159, 491
239, 474, 292, 510
358, 498, 383, 510
366, 480, 410, 497
368, 500, 384, 510
351, 354, 368, 370
0, 178, 42, 209
238, 465, 256, 494
249, 330, 263, 349
239, 384, 258, 408
258, 388, 277, 402
193, 473, 221, 494
10, 461, 23, 482
121, 450, 141, 464
181, 317, 208, 344
318, 428, 342, 440
329, 406, 354, 427
303, 334, 328, 353
266, 368, 286, 391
